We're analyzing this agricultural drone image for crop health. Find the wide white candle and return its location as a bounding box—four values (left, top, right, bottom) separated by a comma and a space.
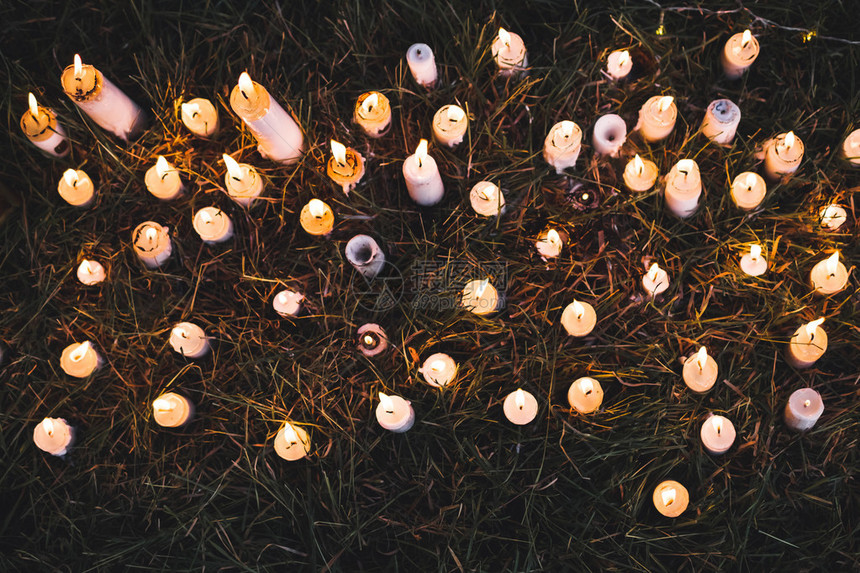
357, 323, 388, 357
299, 199, 335, 236
567, 377, 603, 414
169, 322, 209, 358
432, 104, 468, 148
145, 156, 184, 201
784, 388, 824, 431
730, 172, 766, 211
354, 91, 391, 138
33, 417, 74, 456
57, 168, 95, 207
376, 393, 415, 433
810, 252, 848, 295
193, 207, 233, 243
492, 28, 528, 74
560, 300, 597, 337
819, 204, 848, 231
152, 392, 194, 427
763, 131, 804, 180
402, 139, 444, 206
223, 153, 264, 206
787, 318, 827, 369
664, 159, 702, 218
701, 99, 740, 145
623, 154, 658, 192
739, 244, 767, 276
273, 289, 304, 317
180, 98, 219, 137
536, 228, 564, 260
721, 30, 759, 79
327, 139, 366, 195
841, 128, 860, 165
470, 181, 505, 216
346, 235, 385, 279
606, 49, 632, 80
406, 43, 437, 87
591, 114, 627, 157
682, 347, 718, 393
642, 263, 670, 297
461, 278, 499, 315
419, 353, 457, 387
503, 388, 538, 425
542, 120, 582, 174
132, 221, 172, 268
274, 422, 311, 460
60, 340, 101, 378
653, 480, 689, 518
77, 259, 106, 285
700, 415, 736, 455
637, 96, 677, 142
20, 93, 69, 158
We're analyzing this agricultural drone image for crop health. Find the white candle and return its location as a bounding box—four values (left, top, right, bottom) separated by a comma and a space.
841, 128, 860, 165
354, 91, 391, 138
810, 252, 848, 295
503, 388, 538, 425
492, 28, 528, 74
721, 30, 760, 79
730, 172, 766, 211
739, 244, 767, 276
642, 263, 670, 296
536, 228, 564, 260
763, 131, 804, 180
700, 99, 740, 145
664, 159, 702, 218
274, 422, 311, 460
606, 49, 633, 80
299, 199, 335, 236
57, 168, 95, 207
784, 388, 824, 431
376, 392, 415, 433
229, 72, 304, 164
60, 54, 144, 140
406, 43, 437, 87
682, 346, 718, 393
469, 181, 505, 216
787, 318, 827, 369
567, 377, 603, 414
33, 417, 74, 456
223, 153, 264, 206
132, 221, 172, 268
20, 93, 69, 157
152, 392, 194, 427
653, 480, 689, 518
346, 235, 385, 279
432, 104, 468, 148
419, 353, 458, 387
145, 156, 184, 201
357, 323, 388, 357
819, 204, 848, 231
461, 278, 500, 316
623, 154, 658, 192
700, 415, 736, 455
560, 300, 597, 337
273, 289, 304, 317
542, 120, 582, 174
77, 259, 106, 285
591, 114, 627, 157
637, 96, 677, 142
327, 139, 366, 195
169, 322, 209, 358
193, 207, 234, 243
402, 139, 444, 206
180, 98, 219, 137
60, 340, 101, 378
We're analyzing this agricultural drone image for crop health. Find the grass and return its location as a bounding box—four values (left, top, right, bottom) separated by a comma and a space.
1, 0, 859, 571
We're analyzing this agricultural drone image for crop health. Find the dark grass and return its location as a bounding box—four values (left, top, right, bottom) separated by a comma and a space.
1, 0, 859, 571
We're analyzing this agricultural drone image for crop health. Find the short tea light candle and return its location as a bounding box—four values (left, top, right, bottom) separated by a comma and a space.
274, 422, 311, 461
591, 114, 627, 157
682, 347, 718, 393
273, 289, 304, 317
642, 263, 670, 297
700, 415, 736, 455
787, 318, 827, 369
785, 388, 824, 431
810, 252, 848, 295
730, 172, 766, 211
470, 181, 505, 216
739, 244, 767, 276
145, 156, 184, 201
229, 72, 303, 164
841, 129, 860, 165
561, 300, 597, 337
33, 417, 74, 456
461, 278, 499, 316
543, 120, 582, 174
623, 154, 658, 192
77, 259, 106, 285
180, 98, 219, 137
402, 139, 444, 206
819, 204, 848, 231
132, 221, 172, 268
299, 199, 335, 236
536, 228, 564, 260
653, 481, 689, 518
20, 93, 69, 157
763, 131, 804, 180
419, 353, 457, 387
701, 99, 740, 145
61, 54, 144, 140
169, 322, 209, 358
354, 91, 391, 138
432, 104, 468, 147
60, 341, 101, 378
152, 392, 194, 427
606, 49, 632, 80
721, 30, 759, 79
567, 377, 603, 414
346, 235, 385, 279
193, 207, 234, 243
357, 323, 388, 357
406, 43, 437, 87
637, 96, 677, 142
327, 140, 366, 195
664, 159, 702, 218
503, 388, 538, 425
376, 393, 415, 433
223, 153, 264, 206
492, 28, 528, 74
58, 168, 95, 207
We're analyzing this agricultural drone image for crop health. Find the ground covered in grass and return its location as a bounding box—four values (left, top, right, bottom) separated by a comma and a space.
1, 0, 859, 571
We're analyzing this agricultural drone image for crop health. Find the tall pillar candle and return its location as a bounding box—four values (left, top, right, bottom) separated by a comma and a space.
327, 140, 365, 195
763, 132, 803, 180
354, 92, 391, 138
20, 93, 69, 158
180, 98, 219, 137
223, 153, 264, 206
492, 28, 528, 74
701, 99, 740, 145
132, 221, 172, 268
145, 156, 184, 201
152, 392, 194, 427
274, 422, 311, 460
664, 159, 702, 217
543, 120, 582, 174
784, 388, 824, 431
376, 393, 415, 432
721, 30, 760, 79
402, 139, 444, 206
58, 168, 95, 207
730, 172, 766, 211
406, 43, 437, 87
33, 417, 74, 456
786, 318, 826, 369
346, 235, 385, 279
637, 96, 677, 142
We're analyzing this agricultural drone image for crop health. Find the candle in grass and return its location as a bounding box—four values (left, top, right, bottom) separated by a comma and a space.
432, 104, 468, 148
653, 480, 689, 518
152, 392, 194, 427
810, 252, 848, 295
591, 114, 627, 157
274, 422, 311, 460
721, 30, 760, 79
739, 244, 767, 276
60, 341, 101, 378
346, 235, 385, 279
461, 278, 500, 316
354, 91, 392, 138
132, 221, 172, 268
561, 300, 597, 337
406, 43, 437, 87
606, 49, 633, 80
536, 228, 564, 260
273, 289, 304, 318
819, 204, 847, 231
20, 93, 69, 157
357, 324, 388, 357
145, 156, 184, 201
664, 159, 702, 218
33, 417, 74, 456
419, 353, 457, 388
169, 322, 209, 358
642, 262, 670, 297
763, 131, 804, 180
841, 129, 860, 165
682, 347, 718, 393
229, 72, 303, 164
193, 207, 234, 243
376, 392, 415, 433
503, 388, 538, 425
470, 181, 505, 216
222, 153, 264, 206
700, 99, 741, 145
785, 388, 824, 431
402, 139, 444, 206
327, 140, 366, 195
543, 120, 582, 174
730, 172, 766, 211
77, 259, 106, 285
787, 318, 827, 369
623, 154, 658, 192
57, 168, 95, 207
180, 98, 219, 137
299, 199, 335, 236
700, 415, 736, 455
567, 377, 603, 414
492, 27, 528, 74
637, 96, 677, 142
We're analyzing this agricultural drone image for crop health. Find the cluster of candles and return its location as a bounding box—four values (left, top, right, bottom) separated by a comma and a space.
22, 28, 850, 518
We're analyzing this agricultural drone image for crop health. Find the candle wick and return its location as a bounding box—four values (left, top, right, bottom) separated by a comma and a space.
385, 409, 394, 414
241, 89, 249, 100
637, 165, 643, 176
418, 157, 423, 168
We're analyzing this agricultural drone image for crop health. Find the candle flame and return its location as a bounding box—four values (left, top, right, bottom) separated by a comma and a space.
633, 154, 644, 175
745, 173, 757, 190
283, 422, 299, 445
331, 140, 347, 166
172, 326, 187, 340
308, 199, 327, 218
181, 102, 199, 118
70, 341, 91, 362
560, 120, 575, 139
82, 260, 93, 275
657, 96, 674, 112
63, 169, 78, 187
749, 244, 762, 261
145, 226, 158, 243
742, 29, 752, 48
155, 156, 170, 179
42, 418, 55, 437
711, 416, 723, 435
805, 317, 825, 340
277, 291, 289, 305
73, 54, 83, 79
379, 392, 394, 413
677, 159, 694, 176
153, 397, 175, 413
430, 359, 447, 373
580, 378, 594, 395
447, 105, 465, 123
199, 209, 213, 225
696, 346, 708, 371
498, 27, 511, 47
546, 229, 561, 248
647, 263, 661, 282
28, 92, 39, 118
222, 154, 243, 180
514, 388, 526, 410
238, 72, 255, 99
415, 139, 428, 167
363, 334, 375, 346
475, 278, 490, 298
617, 50, 630, 68
477, 184, 495, 202
362, 92, 378, 114
662, 487, 676, 506
822, 204, 840, 223
825, 252, 839, 275
804, 399, 811, 408
572, 299, 585, 320
784, 131, 796, 149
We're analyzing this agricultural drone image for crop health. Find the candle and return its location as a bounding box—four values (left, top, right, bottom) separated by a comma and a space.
784, 388, 824, 431
357, 323, 388, 357
700, 415, 736, 455
346, 234, 385, 279
406, 43, 437, 87
145, 156, 185, 201
567, 377, 603, 414
60, 340, 101, 378
169, 322, 209, 358
327, 140, 366, 195
623, 154, 658, 192
180, 98, 219, 137
419, 353, 457, 387
682, 347, 718, 393
402, 139, 444, 206
763, 131, 804, 180
222, 153, 264, 206
536, 228, 564, 260
192, 207, 234, 243
354, 91, 391, 138
20, 93, 69, 157
787, 318, 827, 369
636, 96, 677, 142
739, 244, 767, 276
33, 417, 74, 456
591, 114, 627, 157
561, 300, 597, 337
273, 289, 304, 317
542, 120, 582, 174
664, 159, 702, 218
470, 181, 505, 216
432, 104, 468, 148
810, 252, 848, 295
60, 54, 144, 140
721, 29, 760, 79
652, 480, 689, 518
461, 278, 500, 316
492, 28, 528, 74
819, 204, 848, 231
57, 168, 95, 207
606, 49, 633, 80
642, 263, 670, 297
299, 199, 335, 235
229, 72, 304, 164
503, 388, 538, 425
152, 392, 194, 427
376, 392, 415, 433
730, 172, 766, 211
132, 221, 172, 268
77, 259, 106, 285
274, 422, 311, 460
700, 99, 740, 145
841, 128, 860, 165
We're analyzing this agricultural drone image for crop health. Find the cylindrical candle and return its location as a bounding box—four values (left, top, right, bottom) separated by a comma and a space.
33, 417, 74, 456
730, 172, 766, 211
567, 377, 603, 414
606, 49, 632, 80
357, 324, 388, 357
180, 98, 219, 137
461, 278, 500, 315
346, 235, 385, 279
700, 415, 736, 455
543, 120, 582, 174
406, 43, 437, 87
810, 252, 848, 295
354, 91, 391, 138
642, 263, 670, 297
77, 259, 106, 285
299, 199, 335, 236
132, 221, 172, 268
721, 30, 760, 79
193, 207, 234, 243
591, 114, 627, 157
700, 99, 740, 145
169, 322, 209, 358
229, 72, 303, 164
492, 28, 528, 74
402, 139, 444, 206
273, 289, 304, 317
60, 341, 101, 378
763, 132, 804, 180
787, 318, 827, 369
57, 168, 95, 207
623, 155, 658, 192
682, 347, 718, 393
784, 388, 824, 431
327, 140, 366, 195
561, 300, 597, 337
819, 204, 848, 231
274, 422, 311, 460
223, 153, 264, 206
739, 244, 767, 276
470, 181, 505, 216
432, 104, 468, 147
653, 480, 689, 518
841, 128, 860, 165
419, 353, 457, 387
20, 93, 69, 158
637, 96, 677, 142
503, 388, 538, 425
376, 393, 415, 433
664, 159, 702, 218
152, 392, 194, 427
145, 156, 185, 201
536, 228, 564, 260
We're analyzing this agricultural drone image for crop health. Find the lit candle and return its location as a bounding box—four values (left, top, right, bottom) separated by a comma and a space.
642, 262, 670, 297
492, 27, 528, 74
470, 181, 505, 216
145, 156, 185, 201
77, 259, 106, 285
784, 388, 824, 431
700, 99, 740, 145
327, 139, 365, 195
536, 228, 564, 260
402, 139, 444, 206
353, 91, 392, 138
461, 278, 500, 316
222, 153, 264, 206
180, 98, 219, 138
376, 392, 415, 433
682, 346, 718, 393
60, 340, 101, 378
169, 322, 209, 358
229, 72, 304, 164
841, 128, 860, 165
664, 159, 702, 218
406, 43, 437, 87
152, 392, 194, 427
274, 422, 311, 460
345, 234, 385, 279
721, 29, 760, 79
20, 93, 69, 157
763, 131, 804, 180
591, 114, 627, 157
739, 244, 767, 276
567, 377, 603, 414
700, 415, 736, 455
810, 252, 848, 295
357, 323, 388, 357
432, 104, 468, 147
560, 300, 597, 337
636, 96, 677, 142
299, 198, 335, 235
192, 207, 234, 243
542, 120, 582, 174
60, 54, 144, 140
419, 353, 457, 387
730, 172, 766, 211
652, 480, 689, 518
503, 388, 538, 425
33, 417, 74, 456
819, 204, 848, 231
273, 289, 304, 317
605, 49, 633, 80
787, 318, 827, 369
132, 221, 172, 268
623, 154, 658, 192
57, 168, 95, 207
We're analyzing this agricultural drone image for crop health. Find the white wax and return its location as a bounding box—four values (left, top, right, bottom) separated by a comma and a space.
637, 96, 677, 142
841, 129, 860, 165
152, 392, 194, 427
224, 163, 265, 206
606, 50, 633, 80
274, 423, 311, 460
61, 63, 144, 141
664, 159, 702, 218
144, 158, 184, 201
469, 181, 505, 216
700, 415, 736, 455
809, 254, 848, 295
560, 301, 597, 337
763, 132, 804, 180
345, 235, 385, 279
739, 246, 767, 277
623, 155, 658, 192
730, 172, 766, 211
180, 98, 219, 137
432, 104, 468, 147
642, 264, 670, 297
406, 43, 437, 87
419, 353, 458, 387
169, 322, 209, 358
60, 341, 101, 378
784, 388, 824, 431
682, 350, 718, 393
492, 29, 528, 74
819, 204, 848, 231
787, 322, 827, 369
230, 79, 304, 164
402, 148, 444, 205
591, 114, 627, 156
57, 169, 95, 207
503, 389, 538, 425
461, 279, 500, 315
33, 417, 74, 456
701, 99, 740, 145
376, 394, 415, 432
542, 121, 582, 174
722, 31, 760, 79
193, 207, 234, 243
567, 377, 603, 414
132, 221, 172, 268
535, 229, 564, 259
357, 324, 388, 357
353, 92, 391, 138
77, 259, 106, 285
653, 480, 689, 518
273, 289, 304, 317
